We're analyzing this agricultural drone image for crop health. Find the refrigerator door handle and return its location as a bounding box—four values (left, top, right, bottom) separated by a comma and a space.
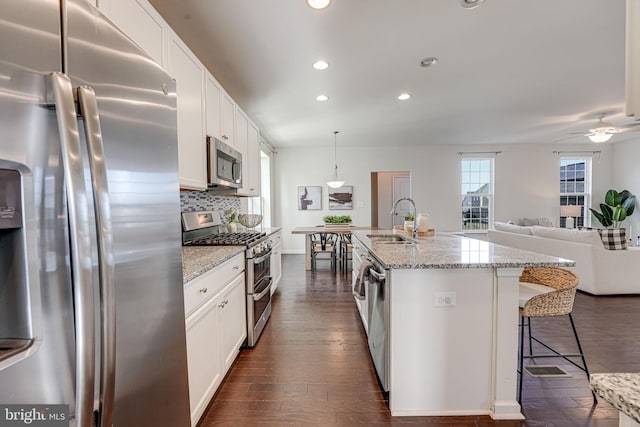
49, 72, 96, 427
77, 85, 116, 427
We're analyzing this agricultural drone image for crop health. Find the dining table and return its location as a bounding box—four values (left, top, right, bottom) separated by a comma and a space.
291, 226, 376, 270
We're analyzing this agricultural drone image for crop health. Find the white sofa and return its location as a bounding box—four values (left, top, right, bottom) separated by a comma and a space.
488, 222, 640, 295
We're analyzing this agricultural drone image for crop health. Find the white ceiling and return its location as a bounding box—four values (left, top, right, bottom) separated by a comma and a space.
148, 0, 636, 148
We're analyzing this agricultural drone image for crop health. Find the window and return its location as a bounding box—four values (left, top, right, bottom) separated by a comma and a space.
461, 158, 493, 231
559, 158, 591, 228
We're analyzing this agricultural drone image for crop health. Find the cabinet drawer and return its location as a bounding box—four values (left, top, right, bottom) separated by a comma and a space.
184, 253, 245, 316
216, 253, 245, 288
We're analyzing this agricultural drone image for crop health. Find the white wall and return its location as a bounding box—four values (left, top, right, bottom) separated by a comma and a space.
274, 142, 614, 253
612, 137, 640, 237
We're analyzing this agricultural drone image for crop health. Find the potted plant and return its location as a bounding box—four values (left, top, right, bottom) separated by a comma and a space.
323, 215, 352, 228
589, 189, 636, 228
225, 208, 239, 232
404, 213, 414, 232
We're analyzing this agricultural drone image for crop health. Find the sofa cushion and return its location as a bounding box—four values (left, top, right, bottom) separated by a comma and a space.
515, 217, 554, 227
531, 226, 601, 246
493, 222, 533, 235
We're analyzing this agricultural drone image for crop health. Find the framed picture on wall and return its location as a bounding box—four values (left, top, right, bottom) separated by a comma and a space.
298, 186, 322, 210
329, 185, 353, 210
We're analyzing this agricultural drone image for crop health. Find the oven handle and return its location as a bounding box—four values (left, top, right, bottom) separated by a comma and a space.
253, 249, 273, 265
253, 276, 273, 301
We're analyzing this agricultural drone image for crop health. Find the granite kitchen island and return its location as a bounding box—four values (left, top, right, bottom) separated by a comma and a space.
352, 230, 575, 420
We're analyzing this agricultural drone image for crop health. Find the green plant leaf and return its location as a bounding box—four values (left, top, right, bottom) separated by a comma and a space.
590, 208, 613, 227
623, 194, 636, 216
605, 189, 621, 207
600, 203, 613, 220
613, 205, 627, 222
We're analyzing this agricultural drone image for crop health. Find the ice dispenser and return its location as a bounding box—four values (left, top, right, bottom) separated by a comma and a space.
0, 168, 32, 361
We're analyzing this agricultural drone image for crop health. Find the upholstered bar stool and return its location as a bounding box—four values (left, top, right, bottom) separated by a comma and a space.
517, 267, 596, 404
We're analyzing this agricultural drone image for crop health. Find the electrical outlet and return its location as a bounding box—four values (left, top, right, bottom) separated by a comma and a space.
434, 292, 456, 307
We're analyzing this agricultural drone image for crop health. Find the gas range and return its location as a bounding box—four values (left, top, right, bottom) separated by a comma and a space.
185, 231, 266, 246
182, 211, 270, 256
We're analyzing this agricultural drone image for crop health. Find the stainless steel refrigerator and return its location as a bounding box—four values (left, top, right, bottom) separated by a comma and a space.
0, 0, 190, 426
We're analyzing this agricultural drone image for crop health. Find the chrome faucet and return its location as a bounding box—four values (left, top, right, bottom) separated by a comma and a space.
390, 197, 417, 239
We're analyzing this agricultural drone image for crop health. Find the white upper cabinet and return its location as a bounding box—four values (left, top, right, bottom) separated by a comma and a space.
242, 122, 262, 196
205, 73, 222, 140
98, 0, 167, 68
220, 92, 236, 145
167, 29, 207, 190
235, 108, 260, 196
235, 106, 248, 158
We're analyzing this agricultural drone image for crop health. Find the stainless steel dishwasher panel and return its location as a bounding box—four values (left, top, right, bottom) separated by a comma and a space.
367, 262, 389, 392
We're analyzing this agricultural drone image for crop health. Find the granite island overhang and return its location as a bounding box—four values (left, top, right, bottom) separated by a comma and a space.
352, 231, 575, 420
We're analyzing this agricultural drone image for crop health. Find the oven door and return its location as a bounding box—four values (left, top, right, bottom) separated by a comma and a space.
247, 275, 272, 347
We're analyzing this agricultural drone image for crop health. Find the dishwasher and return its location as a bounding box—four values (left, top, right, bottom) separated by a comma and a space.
366, 256, 390, 392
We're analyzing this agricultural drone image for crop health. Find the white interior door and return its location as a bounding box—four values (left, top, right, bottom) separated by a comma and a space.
392, 176, 411, 227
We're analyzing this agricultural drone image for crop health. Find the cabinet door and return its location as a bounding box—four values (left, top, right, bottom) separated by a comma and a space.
270, 242, 282, 295
185, 296, 222, 427
220, 92, 235, 144
99, 0, 167, 68
167, 30, 206, 190
205, 73, 222, 139
218, 274, 247, 373
246, 122, 262, 195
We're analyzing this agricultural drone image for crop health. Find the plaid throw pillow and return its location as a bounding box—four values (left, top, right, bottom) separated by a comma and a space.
597, 228, 627, 250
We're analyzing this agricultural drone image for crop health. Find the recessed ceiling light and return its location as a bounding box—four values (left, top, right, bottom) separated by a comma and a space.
313, 60, 329, 70
398, 93, 412, 101
316, 94, 329, 101
420, 57, 439, 68
460, 0, 486, 9
307, 0, 331, 10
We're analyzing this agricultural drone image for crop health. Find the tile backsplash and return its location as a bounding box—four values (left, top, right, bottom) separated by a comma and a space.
180, 191, 240, 224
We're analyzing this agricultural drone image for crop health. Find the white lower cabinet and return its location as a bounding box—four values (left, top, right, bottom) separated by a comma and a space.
185, 293, 222, 426
184, 254, 246, 426
351, 238, 368, 332
219, 274, 247, 373
270, 231, 282, 295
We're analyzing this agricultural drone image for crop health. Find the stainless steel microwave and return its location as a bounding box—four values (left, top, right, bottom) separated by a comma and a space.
207, 136, 242, 189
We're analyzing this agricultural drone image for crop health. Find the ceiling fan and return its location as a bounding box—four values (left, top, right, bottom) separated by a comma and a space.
562, 113, 640, 143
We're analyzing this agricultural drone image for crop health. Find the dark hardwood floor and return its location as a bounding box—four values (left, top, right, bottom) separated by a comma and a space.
199, 255, 640, 426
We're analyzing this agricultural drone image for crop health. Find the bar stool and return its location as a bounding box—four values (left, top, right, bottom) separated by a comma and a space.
310, 232, 338, 271
517, 267, 596, 404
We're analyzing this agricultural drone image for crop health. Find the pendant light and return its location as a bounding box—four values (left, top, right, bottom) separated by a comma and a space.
327, 131, 345, 189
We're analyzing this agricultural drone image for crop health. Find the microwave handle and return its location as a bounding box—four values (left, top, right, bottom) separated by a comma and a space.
233, 159, 242, 184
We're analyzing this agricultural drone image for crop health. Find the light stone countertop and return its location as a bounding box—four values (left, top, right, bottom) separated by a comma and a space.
182, 246, 245, 284
353, 230, 575, 269
591, 373, 640, 423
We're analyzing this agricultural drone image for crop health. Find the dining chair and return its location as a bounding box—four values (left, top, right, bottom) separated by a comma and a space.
339, 233, 353, 271
310, 232, 338, 271
517, 267, 596, 404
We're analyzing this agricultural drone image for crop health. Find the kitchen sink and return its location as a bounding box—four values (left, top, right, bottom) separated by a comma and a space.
367, 234, 416, 244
